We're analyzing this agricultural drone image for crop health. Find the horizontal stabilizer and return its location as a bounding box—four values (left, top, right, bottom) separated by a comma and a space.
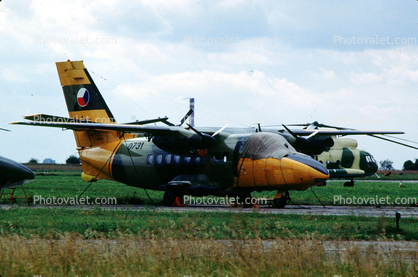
12, 119, 193, 137
24, 114, 92, 123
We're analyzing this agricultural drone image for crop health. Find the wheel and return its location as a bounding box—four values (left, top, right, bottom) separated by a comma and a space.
163, 190, 177, 206
273, 191, 290, 209
343, 181, 354, 187
237, 191, 253, 208
273, 198, 287, 208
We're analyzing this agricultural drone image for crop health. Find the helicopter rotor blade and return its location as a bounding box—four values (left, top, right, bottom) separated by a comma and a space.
381, 134, 418, 145
287, 121, 355, 130
369, 135, 418, 151
306, 130, 319, 140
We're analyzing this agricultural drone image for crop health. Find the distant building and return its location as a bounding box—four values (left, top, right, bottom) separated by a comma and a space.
43, 158, 56, 164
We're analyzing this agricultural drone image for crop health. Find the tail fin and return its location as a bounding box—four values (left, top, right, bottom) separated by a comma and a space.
56, 60, 122, 181
56, 60, 116, 124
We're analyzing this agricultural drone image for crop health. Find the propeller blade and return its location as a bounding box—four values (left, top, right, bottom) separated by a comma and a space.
0, 128, 11, 132
186, 123, 204, 137
212, 124, 228, 137
282, 124, 298, 139
186, 123, 216, 148
178, 109, 194, 126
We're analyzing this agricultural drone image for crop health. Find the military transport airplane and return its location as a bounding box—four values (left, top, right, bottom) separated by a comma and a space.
12, 60, 332, 208
1, 129, 35, 189
11, 60, 405, 208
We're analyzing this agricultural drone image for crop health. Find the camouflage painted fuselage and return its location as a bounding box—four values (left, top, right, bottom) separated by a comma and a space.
313, 137, 378, 178
79, 130, 329, 193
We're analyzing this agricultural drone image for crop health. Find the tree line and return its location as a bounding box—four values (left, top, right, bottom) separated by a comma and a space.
28, 155, 80, 165
403, 159, 418, 170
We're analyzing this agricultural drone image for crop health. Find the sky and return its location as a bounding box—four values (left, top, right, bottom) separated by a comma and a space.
1, 0, 418, 169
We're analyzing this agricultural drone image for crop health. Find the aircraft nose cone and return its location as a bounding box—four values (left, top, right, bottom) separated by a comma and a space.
282, 154, 329, 187
0, 156, 35, 188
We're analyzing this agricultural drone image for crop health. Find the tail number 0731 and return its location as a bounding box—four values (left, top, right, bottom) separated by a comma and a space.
127, 142, 145, 150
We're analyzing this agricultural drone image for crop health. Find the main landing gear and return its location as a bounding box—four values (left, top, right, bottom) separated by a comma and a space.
343, 178, 355, 187
163, 189, 185, 207
273, 190, 290, 209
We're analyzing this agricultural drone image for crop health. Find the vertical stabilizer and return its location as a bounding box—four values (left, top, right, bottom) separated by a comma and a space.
55, 60, 126, 181
56, 60, 116, 124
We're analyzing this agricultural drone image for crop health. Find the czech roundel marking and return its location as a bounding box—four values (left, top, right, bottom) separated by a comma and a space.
77, 88, 90, 107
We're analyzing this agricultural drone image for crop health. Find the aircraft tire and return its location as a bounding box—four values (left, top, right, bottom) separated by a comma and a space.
237, 191, 252, 208
163, 190, 177, 206
273, 191, 290, 209
273, 198, 287, 209
343, 181, 354, 187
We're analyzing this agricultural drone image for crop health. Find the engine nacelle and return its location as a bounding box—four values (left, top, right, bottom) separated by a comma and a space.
332, 138, 358, 149
152, 134, 215, 154
295, 136, 334, 155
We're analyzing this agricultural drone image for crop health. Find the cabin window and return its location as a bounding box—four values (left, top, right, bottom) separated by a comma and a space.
146, 154, 154, 165
184, 157, 191, 164
165, 154, 172, 164
174, 155, 181, 164
156, 154, 163, 165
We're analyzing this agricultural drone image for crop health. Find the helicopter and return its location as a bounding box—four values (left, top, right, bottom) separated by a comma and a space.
272, 121, 418, 186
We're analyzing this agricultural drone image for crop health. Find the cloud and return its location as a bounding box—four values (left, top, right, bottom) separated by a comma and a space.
0, 0, 418, 169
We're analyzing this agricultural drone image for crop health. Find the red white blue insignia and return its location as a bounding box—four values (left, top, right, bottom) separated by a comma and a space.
77, 88, 90, 107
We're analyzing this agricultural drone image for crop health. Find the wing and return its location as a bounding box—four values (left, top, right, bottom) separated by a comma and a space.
282, 128, 404, 136
12, 117, 180, 136
12, 114, 223, 153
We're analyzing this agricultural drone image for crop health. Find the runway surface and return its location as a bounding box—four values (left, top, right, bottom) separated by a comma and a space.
2, 203, 418, 218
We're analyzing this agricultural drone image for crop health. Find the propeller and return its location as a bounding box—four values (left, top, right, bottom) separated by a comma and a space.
282, 124, 333, 155
159, 109, 194, 127
186, 123, 228, 149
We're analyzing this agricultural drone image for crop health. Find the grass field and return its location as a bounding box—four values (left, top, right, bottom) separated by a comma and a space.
1, 233, 417, 277
3, 171, 418, 207
1, 169, 418, 276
